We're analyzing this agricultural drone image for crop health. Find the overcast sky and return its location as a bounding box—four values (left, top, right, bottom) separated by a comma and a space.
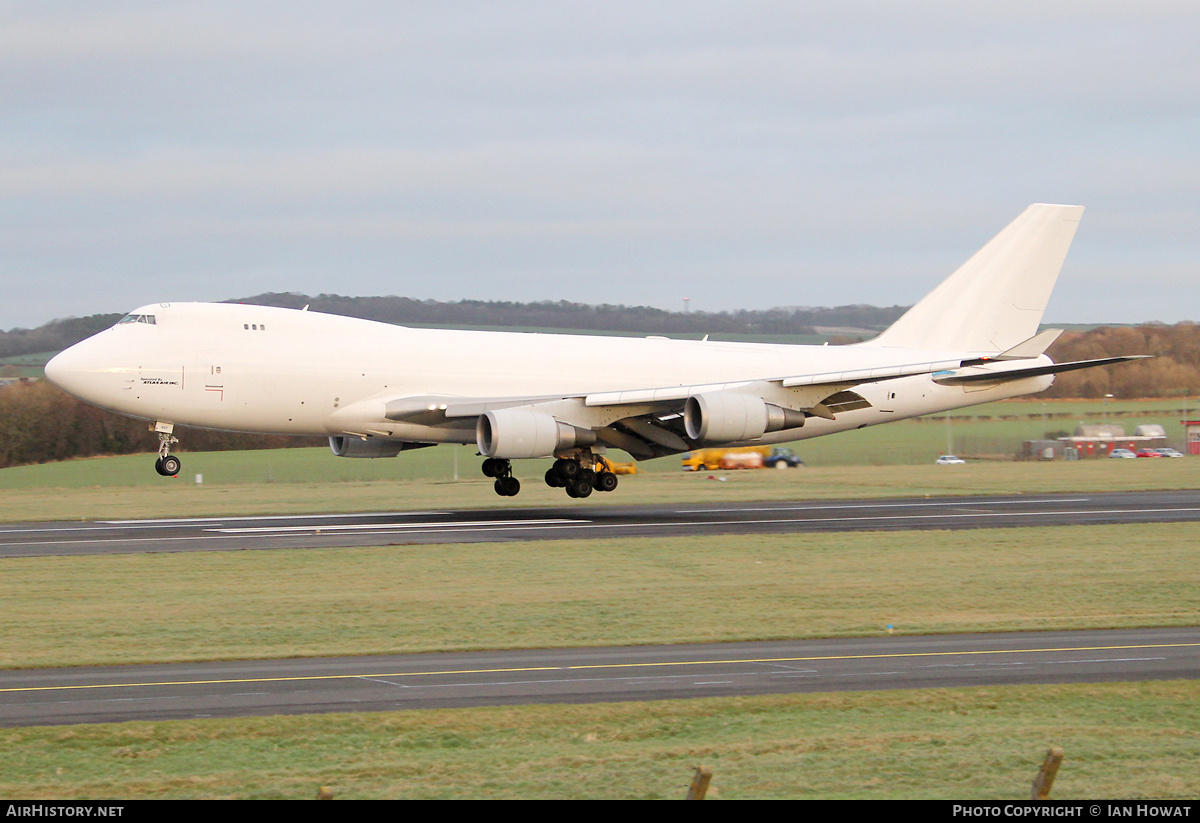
2, 1, 1197, 331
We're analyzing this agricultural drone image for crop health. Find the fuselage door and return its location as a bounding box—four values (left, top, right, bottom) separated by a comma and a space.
199, 350, 226, 401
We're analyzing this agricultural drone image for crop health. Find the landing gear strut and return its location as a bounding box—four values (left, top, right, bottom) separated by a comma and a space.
153, 422, 181, 477
482, 457, 520, 497
543, 453, 618, 499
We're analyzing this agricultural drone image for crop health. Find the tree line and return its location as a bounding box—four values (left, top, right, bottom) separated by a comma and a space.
0, 379, 321, 470
1043, 323, 1200, 399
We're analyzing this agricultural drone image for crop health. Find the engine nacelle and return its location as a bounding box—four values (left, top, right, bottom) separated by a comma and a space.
328, 435, 407, 458
476, 408, 597, 458
684, 392, 806, 443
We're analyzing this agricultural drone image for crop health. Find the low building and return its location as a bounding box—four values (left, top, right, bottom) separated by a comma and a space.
1184, 421, 1200, 455
1023, 423, 1168, 459
1022, 439, 1077, 460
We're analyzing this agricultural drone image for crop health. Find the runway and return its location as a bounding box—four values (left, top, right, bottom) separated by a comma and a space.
2, 627, 1197, 727
4, 489, 1200, 557
4, 491, 1199, 727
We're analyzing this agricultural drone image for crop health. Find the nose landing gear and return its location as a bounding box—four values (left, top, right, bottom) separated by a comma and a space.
153, 423, 181, 477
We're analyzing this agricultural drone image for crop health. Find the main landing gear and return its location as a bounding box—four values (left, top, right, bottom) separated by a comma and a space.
481, 457, 520, 497
153, 423, 181, 477
481, 453, 620, 498
543, 455, 618, 499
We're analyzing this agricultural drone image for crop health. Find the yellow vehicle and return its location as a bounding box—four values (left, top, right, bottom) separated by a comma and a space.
681, 448, 729, 471
681, 446, 804, 471
597, 456, 638, 475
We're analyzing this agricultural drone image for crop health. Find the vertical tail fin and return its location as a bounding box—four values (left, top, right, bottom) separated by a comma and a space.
873, 204, 1084, 353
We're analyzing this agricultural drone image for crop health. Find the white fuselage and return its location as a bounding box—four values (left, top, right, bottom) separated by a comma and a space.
45, 301, 1051, 454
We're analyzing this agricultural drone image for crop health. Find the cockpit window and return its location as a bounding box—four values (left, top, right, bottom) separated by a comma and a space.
116, 314, 156, 325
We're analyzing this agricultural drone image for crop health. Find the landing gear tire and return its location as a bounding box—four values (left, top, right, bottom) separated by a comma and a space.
155, 455, 181, 476
595, 471, 618, 492
568, 477, 592, 498
554, 458, 580, 480
481, 457, 508, 478
545, 468, 565, 488
494, 476, 521, 497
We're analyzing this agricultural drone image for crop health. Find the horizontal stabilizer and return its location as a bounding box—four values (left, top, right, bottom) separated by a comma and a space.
933, 356, 1150, 386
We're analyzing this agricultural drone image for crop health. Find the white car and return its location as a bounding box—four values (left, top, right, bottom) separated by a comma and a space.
1153, 448, 1184, 458
1108, 448, 1137, 459
936, 455, 966, 465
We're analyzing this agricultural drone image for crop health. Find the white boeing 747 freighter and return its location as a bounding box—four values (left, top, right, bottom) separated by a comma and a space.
45, 204, 1141, 498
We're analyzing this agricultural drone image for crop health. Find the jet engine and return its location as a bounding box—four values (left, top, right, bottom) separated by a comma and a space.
328, 435, 407, 458
476, 408, 597, 459
683, 392, 806, 443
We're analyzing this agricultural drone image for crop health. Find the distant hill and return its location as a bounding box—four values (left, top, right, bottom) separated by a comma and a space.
0, 313, 124, 360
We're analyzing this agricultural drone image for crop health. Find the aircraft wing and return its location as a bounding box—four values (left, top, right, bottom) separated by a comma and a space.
354, 348, 1148, 460
368, 356, 967, 460
383, 356, 967, 422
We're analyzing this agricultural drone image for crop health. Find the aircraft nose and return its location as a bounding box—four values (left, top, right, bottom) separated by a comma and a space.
43, 348, 74, 389
44, 341, 106, 400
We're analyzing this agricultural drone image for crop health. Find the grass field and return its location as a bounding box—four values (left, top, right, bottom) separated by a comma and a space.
2, 518, 1199, 798
1, 398, 1198, 799
3, 682, 1197, 799
0, 395, 1196, 523
3, 396, 1193, 485
0, 446, 1197, 523
4, 524, 1198, 669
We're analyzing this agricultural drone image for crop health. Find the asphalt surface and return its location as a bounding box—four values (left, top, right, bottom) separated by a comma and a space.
4, 489, 1200, 557
2, 627, 1197, 727
4, 490, 1199, 727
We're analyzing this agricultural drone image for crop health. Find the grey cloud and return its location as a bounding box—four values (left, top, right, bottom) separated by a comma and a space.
2, 1, 1198, 329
